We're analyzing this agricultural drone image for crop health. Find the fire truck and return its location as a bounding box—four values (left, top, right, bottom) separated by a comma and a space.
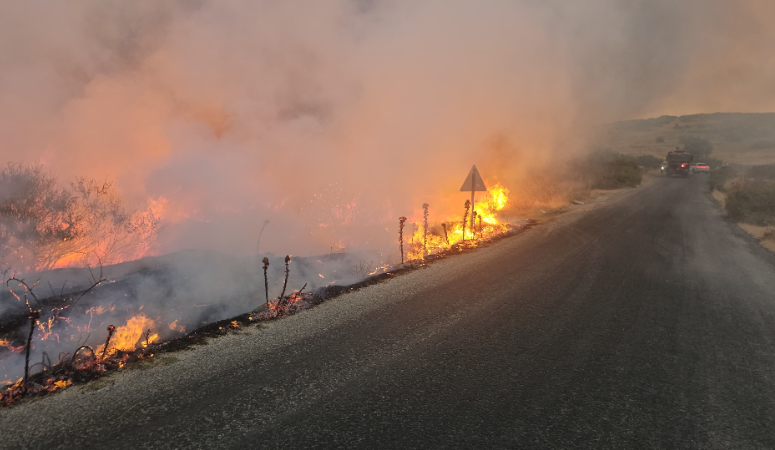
665, 148, 693, 177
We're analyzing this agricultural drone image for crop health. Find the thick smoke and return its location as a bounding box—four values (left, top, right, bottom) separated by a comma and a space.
2, 0, 775, 383
2, 0, 775, 256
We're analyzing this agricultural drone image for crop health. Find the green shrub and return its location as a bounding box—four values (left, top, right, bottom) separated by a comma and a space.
655, 136, 665, 143
725, 178, 775, 225
635, 154, 663, 169
593, 159, 642, 189
679, 135, 713, 159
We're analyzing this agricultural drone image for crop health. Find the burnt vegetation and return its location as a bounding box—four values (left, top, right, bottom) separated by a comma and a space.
1, 211, 535, 406
1, 266, 110, 405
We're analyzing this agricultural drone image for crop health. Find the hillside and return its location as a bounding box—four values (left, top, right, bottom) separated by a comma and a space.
595, 113, 775, 165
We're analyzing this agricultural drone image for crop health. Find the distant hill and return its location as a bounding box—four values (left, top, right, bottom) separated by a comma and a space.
595, 113, 775, 165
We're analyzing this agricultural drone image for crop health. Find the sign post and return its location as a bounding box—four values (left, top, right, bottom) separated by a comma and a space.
459, 165, 487, 238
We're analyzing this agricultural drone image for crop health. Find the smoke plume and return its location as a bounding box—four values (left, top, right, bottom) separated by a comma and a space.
2, 0, 775, 385
2, 0, 774, 256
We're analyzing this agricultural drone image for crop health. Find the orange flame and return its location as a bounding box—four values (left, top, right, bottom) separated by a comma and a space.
95, 315, 155, 356
168, 319, 185, 333
52, 380, 72, 390
406, 183, 510, 260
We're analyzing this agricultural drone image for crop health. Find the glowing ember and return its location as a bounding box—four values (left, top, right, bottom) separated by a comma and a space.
0, 339, 24, 353
169, 320, 186, 333
52, 380, 72, 390
369, 264, 390, 276
86, 305, 110, 315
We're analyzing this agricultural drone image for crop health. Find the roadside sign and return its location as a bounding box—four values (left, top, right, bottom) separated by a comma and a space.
460, 165, 487, 240
459, 165, 487, 192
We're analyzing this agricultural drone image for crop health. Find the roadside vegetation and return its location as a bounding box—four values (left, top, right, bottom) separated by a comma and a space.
574, 151, 644, 190
500, 150, 651, 220
725, 178, 775, 225
708, 166, 737, 192
709, 164, 775, 225
678, 135, 713, 160
635, 154, 662, 169
0, 163, 161, 275
709, 164, 775, 251
593, 158, 642, 189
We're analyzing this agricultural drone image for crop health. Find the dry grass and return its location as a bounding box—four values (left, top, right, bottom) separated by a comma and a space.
737, 223, 775, 253
710, 186, 775, 253
724, 178, 775, 225
712, 190, 726, 208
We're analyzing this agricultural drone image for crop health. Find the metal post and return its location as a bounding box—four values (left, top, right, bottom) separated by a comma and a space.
470, 176, 475, 238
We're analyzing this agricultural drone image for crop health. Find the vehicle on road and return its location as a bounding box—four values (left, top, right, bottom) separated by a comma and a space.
692, 163, 710, 174
660, 162, 667, 175
665, 148, 693, 177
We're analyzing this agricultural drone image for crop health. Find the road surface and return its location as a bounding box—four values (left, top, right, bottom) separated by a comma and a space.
3, 176, 775, 449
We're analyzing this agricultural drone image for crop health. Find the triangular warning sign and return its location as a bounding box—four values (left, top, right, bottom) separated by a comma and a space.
459, 165, 487, 192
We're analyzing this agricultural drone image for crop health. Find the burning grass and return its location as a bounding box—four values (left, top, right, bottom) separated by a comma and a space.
1, 180, 535, 406
401, 183, 513, 262
0, 218, 535, 407
0, 342, 156, 406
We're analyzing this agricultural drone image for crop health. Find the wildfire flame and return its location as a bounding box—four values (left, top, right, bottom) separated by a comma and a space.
168, 319, 186, 333
52, 380, 72, 390
49, 195, 167, 271
95, 315, 155, 356
406, 183, 510, 260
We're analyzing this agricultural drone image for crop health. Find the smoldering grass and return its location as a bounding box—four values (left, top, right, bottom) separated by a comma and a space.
143, 328, 154, 348
279, 255, 291, 300
100, 325, 115, 361
2, 215, 536, 406
262, 257, 270, 306
22, 311, 40, 393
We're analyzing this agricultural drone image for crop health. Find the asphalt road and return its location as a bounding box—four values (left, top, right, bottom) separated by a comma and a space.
3, 175, 775, 449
